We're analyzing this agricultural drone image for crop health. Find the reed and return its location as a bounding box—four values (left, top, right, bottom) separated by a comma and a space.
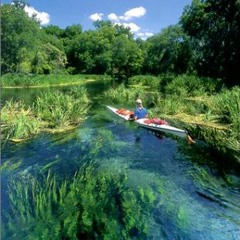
35, 86, 90, 128
128, 75, 161, 88
1, 100, 41, 140
1, 86, 90, 140
104, 83, 161, 110
164, 74, 222, 96
211, 87, 240, 132
1, 73, 111, 87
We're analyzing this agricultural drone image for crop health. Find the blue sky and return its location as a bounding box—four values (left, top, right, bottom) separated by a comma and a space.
2, 0, 192, 39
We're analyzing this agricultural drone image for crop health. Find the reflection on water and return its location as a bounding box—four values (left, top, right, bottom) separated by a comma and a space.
1, 84, 240, 239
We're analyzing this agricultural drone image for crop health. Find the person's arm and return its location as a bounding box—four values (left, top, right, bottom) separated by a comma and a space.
145, 108, 148, 118
133, 109, 138, 120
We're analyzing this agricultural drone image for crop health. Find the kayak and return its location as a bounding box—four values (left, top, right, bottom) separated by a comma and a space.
106, 105, 188, 138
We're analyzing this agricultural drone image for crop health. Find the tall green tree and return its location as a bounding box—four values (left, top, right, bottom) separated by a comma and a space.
180, 0, 240, 86
144, 25, 191, 75
1, 3, 41, 73
112, 35, 144, 78
1, 3, 67, 74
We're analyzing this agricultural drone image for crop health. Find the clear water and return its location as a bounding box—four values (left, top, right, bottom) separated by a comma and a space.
1, 82, 240, 240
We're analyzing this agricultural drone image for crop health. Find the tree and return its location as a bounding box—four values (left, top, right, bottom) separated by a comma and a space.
144, 25, 191, 75
32, 43, 67, 74
1, 3, 67, 74
1, 3, 41, 73
111, 35, 144, 78
180, 0, 240, 86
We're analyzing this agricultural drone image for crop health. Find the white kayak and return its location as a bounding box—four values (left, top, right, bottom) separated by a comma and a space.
106, 105, 188, 138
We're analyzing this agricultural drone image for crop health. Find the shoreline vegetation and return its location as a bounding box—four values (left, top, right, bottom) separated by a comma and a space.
1, 73, 111, 88
1, 84, 91, 142
1, 74, 239, 164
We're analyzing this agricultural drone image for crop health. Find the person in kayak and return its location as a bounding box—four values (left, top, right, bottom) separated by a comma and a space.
131, 98, 148, 120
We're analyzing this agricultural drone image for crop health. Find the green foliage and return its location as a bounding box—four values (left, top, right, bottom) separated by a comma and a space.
1, 100, 41, 139
1, 86, 90, 139
3, 165, 156, 239
1, 3, 41, 73
128, 75, 161, 89
1, 3, 67, 75
111, 35, 144, 79
164, 74, 221, 96
2, 1, 240, 87
35, 86, 90, 128
180, 0, 240, 86
144, 25, 191, 75
32, 43, 67, 74
212, 87, 240, 132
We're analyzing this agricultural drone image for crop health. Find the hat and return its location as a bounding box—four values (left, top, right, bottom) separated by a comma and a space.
136, 99, 142, 104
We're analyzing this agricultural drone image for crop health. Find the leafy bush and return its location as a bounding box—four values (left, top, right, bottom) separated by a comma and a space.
164, 75, 222, 96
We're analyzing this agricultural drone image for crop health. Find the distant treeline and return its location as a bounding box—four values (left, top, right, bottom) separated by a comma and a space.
2, 0, 240, 87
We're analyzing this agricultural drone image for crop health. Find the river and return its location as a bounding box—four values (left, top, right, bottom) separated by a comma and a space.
1, 81, 240, 239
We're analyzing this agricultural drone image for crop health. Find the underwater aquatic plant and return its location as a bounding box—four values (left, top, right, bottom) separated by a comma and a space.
2, 163, 156, 239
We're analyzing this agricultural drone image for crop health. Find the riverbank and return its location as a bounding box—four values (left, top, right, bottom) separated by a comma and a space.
1, 73, 111, 88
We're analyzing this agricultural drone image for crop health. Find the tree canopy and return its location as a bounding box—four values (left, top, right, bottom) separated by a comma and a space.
1, 1, 240, 86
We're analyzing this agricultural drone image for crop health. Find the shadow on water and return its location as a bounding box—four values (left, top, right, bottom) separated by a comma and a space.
1, 82, 240, 240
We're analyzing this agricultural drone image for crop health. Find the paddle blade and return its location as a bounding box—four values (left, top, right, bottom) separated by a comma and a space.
187, 135, 195, 144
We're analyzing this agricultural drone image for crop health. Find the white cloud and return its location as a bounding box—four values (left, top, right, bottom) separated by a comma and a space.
122, 23, 140, 33
107, 6, 146, 22
114, 22, 141, 33
136, 31, 154, 40
123, 6, 146, 21
89, 13, 104, 21
107, 13, 119, 22
91, 6, 147, 37
24, 5, 50, 25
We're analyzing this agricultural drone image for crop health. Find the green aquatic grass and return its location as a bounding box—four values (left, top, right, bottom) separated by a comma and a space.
212, 87, 240, 132
1, 73, 111, 87
0, 159, 22, 172
35, 86, 90, 128
3, 165, 156, 240
103, 83, 161, 109
1, 86, 90, 140
1, 100, 42, 139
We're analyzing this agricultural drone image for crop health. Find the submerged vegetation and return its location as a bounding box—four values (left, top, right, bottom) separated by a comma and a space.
1, 129, 158, 239
2, 167, 155, 239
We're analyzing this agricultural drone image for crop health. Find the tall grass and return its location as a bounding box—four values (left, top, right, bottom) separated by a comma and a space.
128, 75, 161, 89
212, 87, 240, 132
1, 86, 90, 140
104, 83, 161, 109
35, 86, 90, 128
1, 100, 41, 139
1, 73, 111, 87
164, 74, 222, 96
